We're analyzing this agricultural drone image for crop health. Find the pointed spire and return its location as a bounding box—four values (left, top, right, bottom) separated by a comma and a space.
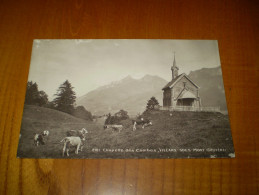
171, 51, 179, 80
173, 51, 176, 67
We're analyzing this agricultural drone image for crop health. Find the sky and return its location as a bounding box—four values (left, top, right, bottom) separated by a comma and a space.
28, 39, 221, 100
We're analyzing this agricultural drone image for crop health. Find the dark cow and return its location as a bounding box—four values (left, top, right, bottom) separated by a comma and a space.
132, 118, 152, 131
34, 134, 45, 146
34, 130, 50, 146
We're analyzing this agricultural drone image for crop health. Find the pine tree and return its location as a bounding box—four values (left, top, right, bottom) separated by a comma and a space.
38, 91, 48, 106
25, 81, 39, 105
25, 81, 48, 106
53, 80, 76, 114
146, 96, 160, 112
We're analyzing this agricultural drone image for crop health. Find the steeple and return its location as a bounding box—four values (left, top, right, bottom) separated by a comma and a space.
173, 52, 176, 67
171, 52, 179, 80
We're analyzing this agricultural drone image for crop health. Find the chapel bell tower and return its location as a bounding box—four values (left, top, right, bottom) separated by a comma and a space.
171, 52, 179, 80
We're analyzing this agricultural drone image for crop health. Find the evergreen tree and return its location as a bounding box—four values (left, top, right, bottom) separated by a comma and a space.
25, 81, 39, 105
25, 81, 48, 106
53, 80, 76, 114
145, 96, 159, 112
38, 91, 48, 106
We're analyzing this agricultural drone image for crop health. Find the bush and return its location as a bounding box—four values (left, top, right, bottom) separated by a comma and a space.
105, 109, 129, 125
72, 106, 92, 121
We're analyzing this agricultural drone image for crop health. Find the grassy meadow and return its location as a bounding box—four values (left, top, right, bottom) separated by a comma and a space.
17, 105, 235, 159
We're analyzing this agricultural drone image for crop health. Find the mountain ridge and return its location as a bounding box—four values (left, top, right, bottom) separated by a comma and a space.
77, 75, 168, 115
77, 66, 228, 115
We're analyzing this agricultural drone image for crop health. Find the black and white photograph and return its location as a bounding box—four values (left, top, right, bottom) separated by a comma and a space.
17, 39, 235, 159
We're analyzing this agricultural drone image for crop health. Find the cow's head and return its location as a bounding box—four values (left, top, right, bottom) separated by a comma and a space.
145, 120, 152, 126
78, 132, 86, 141
43, 130, 49, 136
81, 128, 88, 134
81, 134, 86, 141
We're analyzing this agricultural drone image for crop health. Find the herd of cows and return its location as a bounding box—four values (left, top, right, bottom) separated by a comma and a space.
33, 118, 153, 157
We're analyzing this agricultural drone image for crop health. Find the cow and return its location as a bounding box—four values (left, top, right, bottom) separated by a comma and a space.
132, 118, 152, 131
34, 134, 45, 146
104, 124, 123, 133
66, 128, 88, 141
60, 136, 84, 156
34, 130, 50, 146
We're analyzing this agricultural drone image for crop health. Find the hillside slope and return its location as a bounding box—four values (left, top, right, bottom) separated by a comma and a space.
21, 105, 87, 124
17, 106, 234, 159
85, 110, 234, 158
17, 105, 97, 158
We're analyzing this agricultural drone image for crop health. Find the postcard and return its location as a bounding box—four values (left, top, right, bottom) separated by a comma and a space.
17, 39, 235, 158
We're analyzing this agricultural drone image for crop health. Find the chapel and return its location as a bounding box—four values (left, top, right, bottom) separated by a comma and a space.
162, 54, 201, 108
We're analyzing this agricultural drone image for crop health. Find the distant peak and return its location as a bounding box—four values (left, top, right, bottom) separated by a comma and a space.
123, 75, 133, 80
141, 74, 162, 81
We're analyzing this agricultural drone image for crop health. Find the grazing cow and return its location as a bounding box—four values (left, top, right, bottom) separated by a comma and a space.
34, 134, 45, 146
104, 125, 123, 133
66, 128, 88, 140
132, 118, 152, 131
60, 137, 84, 156
34, 130, 50, 146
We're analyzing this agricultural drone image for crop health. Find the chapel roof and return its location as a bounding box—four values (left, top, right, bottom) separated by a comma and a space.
162, 73, 200, 90
162, 74, 183, 90
177, 90, 196, 99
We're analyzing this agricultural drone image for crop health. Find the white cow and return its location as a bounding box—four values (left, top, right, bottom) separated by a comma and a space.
60, 136, 84, 156
132, 119, 152, 131
66, 128, 88, 140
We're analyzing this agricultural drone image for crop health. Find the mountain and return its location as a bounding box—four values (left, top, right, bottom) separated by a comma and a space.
77, 75, 168, 115
77, 66, 228, 116
188, 66, 228, 111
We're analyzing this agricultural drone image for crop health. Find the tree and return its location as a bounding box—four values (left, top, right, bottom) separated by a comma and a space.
145, 96, 160, 112
25, 81, 39, 105
114, 109, 129, 120
38, 91, 48, 106
52, 80, 76, 114
72, 106, 93, 121
25, 81, 48, 106
105, 113, 112, 125
104, 110, 129, 125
